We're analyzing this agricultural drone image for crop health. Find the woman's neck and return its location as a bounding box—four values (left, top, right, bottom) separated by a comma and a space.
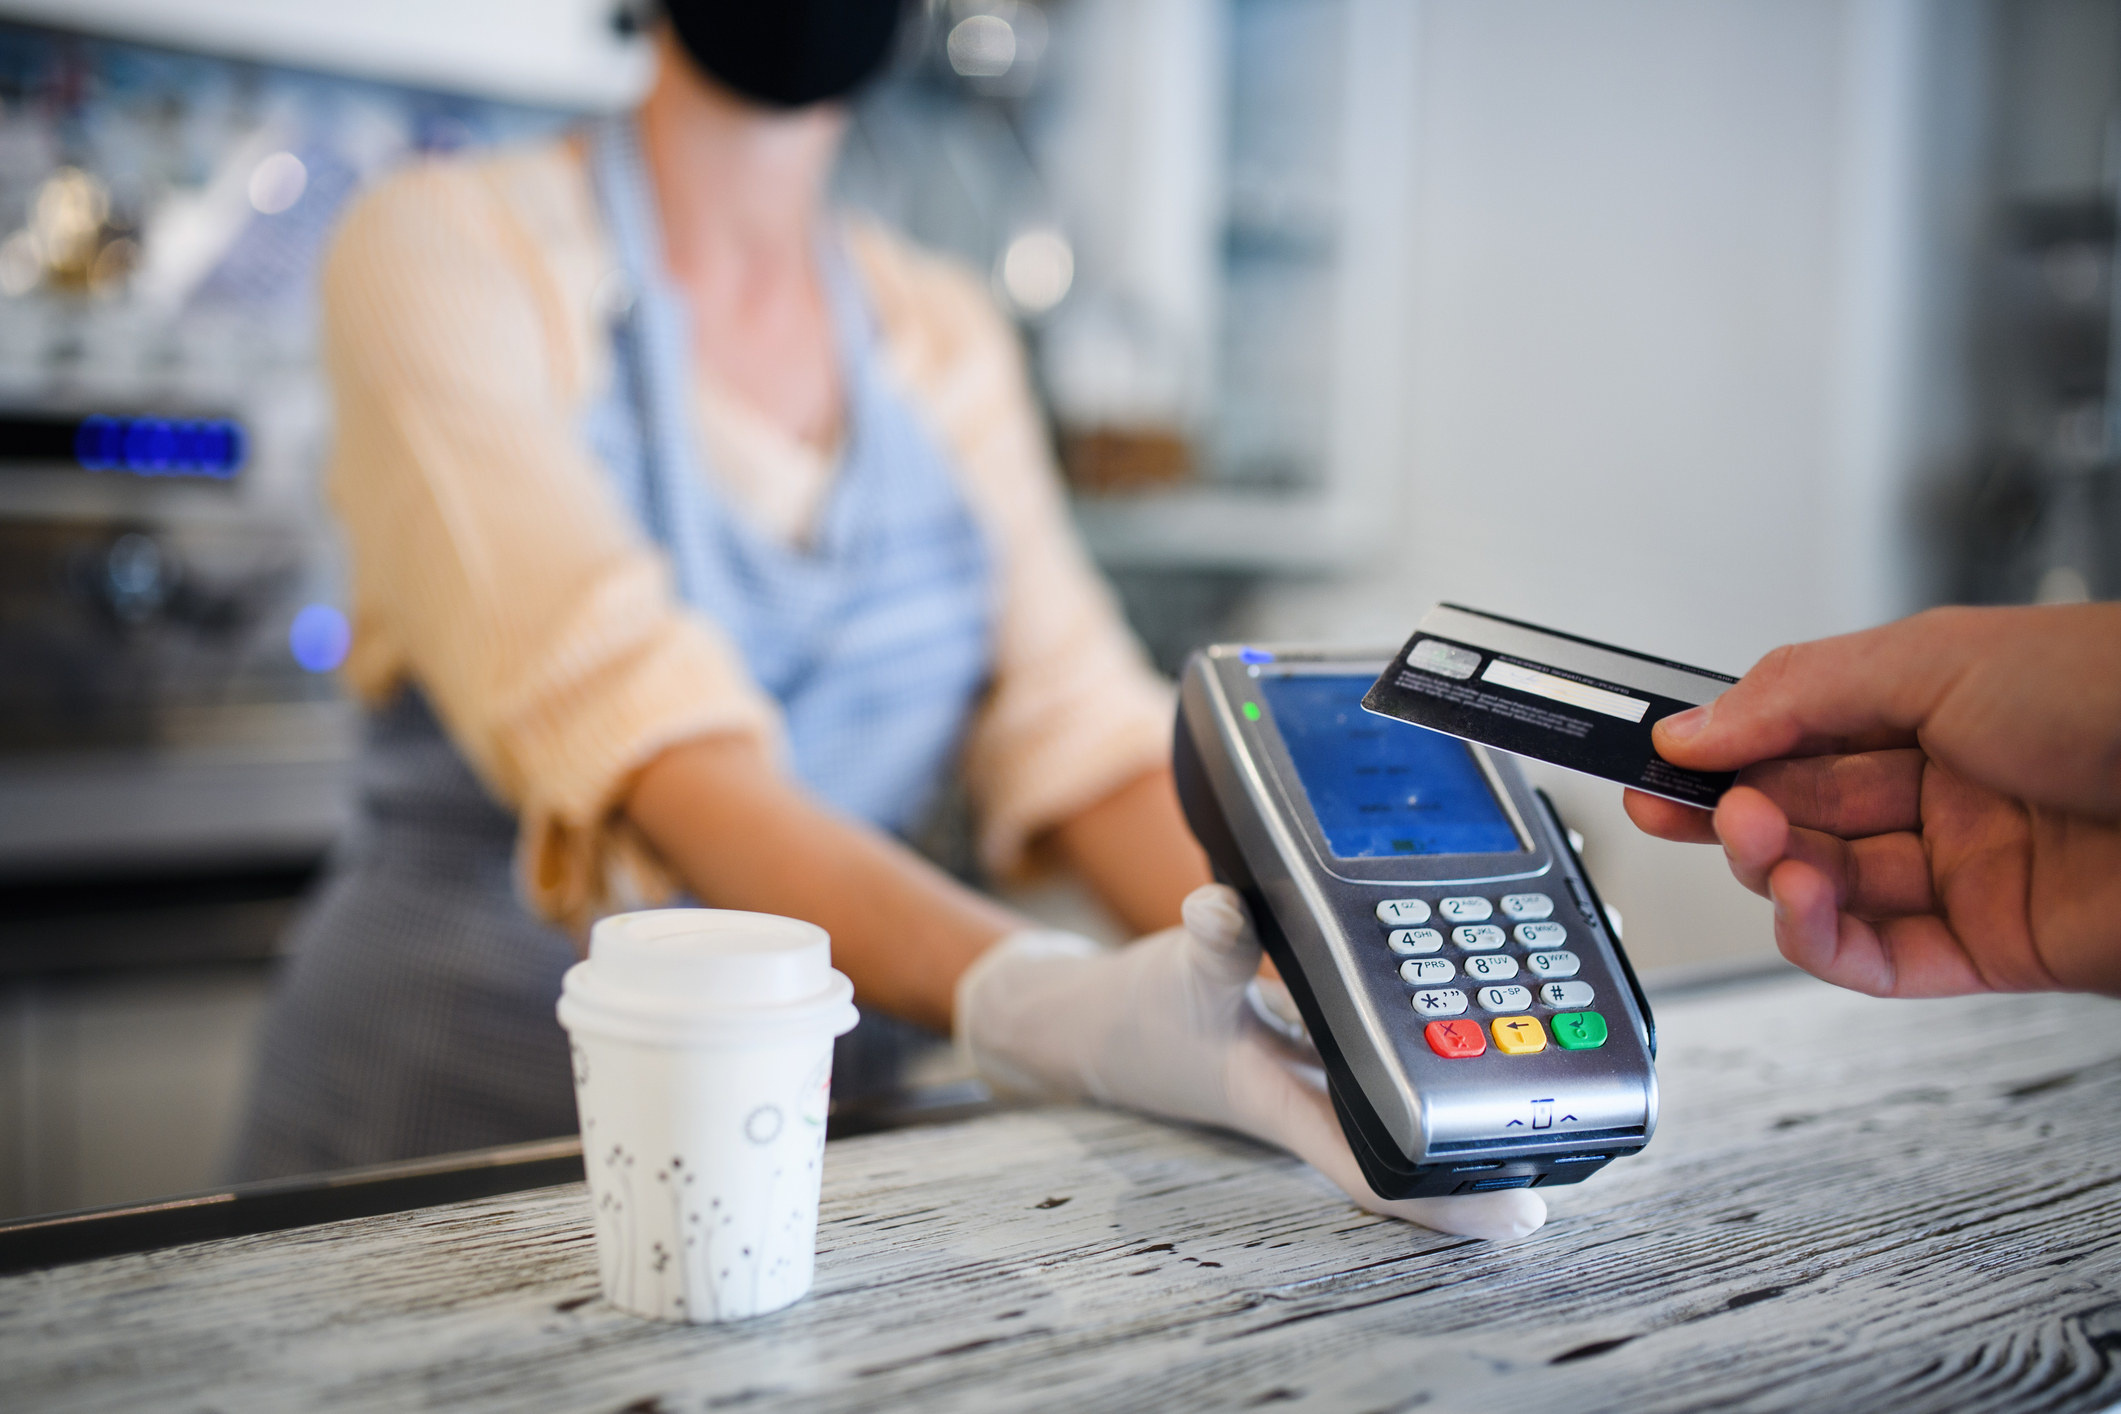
628, 31, 850, 452
635, 31, 845, 285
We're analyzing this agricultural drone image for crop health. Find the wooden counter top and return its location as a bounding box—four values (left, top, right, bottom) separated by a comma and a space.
5, 970, 2119, 1413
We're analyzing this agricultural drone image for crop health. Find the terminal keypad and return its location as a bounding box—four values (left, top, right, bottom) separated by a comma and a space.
1382, 890, 1612, 1056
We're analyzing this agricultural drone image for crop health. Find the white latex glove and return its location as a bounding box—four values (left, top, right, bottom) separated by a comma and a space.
956, 883, 1546, 1241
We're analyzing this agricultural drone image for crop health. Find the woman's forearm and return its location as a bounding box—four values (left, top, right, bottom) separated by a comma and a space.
625, 735, 1023, 1032
1047, 767, 1212, 937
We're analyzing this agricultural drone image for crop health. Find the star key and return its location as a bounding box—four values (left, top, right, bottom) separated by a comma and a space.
1409, 987, 1468, 1017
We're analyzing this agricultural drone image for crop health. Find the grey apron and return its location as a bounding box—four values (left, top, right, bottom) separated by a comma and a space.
232, 122, 994, 1179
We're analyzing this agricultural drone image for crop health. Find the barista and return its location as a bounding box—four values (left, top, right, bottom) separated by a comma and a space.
1625, 603, 2121, 998
233, 1, 1538, 1242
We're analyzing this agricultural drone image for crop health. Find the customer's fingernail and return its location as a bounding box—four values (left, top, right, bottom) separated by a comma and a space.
1658, 705, 1710, 744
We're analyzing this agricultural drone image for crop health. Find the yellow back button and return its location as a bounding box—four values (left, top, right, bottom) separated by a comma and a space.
1490, 1015, 1548, 1055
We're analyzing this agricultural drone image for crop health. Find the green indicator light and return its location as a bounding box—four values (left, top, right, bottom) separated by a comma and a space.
1241, 702, 1261, 722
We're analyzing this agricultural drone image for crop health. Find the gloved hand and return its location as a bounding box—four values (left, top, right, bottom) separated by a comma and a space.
955, 883, 1546, 1241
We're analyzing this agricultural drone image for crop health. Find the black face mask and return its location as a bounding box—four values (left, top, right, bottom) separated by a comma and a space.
665, 0, 903, 110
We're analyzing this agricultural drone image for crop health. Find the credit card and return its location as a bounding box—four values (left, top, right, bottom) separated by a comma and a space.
1361, 604, 1738, 808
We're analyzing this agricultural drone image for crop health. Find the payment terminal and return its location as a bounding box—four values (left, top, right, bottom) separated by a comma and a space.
1174, 645, 1658, 1198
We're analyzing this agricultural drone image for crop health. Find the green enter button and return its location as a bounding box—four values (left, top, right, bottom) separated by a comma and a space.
1552, 1011, 1608, 1049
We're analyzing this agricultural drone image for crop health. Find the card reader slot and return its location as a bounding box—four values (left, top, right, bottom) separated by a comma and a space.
1427, 1129, 1645, 1155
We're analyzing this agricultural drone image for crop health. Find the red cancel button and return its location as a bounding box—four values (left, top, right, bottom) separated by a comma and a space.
1425, 1018, 1487, 1058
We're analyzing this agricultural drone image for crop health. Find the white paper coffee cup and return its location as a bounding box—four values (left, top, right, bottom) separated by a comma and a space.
556, 909, 858, 1323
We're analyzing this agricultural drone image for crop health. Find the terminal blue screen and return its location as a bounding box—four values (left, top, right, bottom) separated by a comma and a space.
1259, 674, 1522, 858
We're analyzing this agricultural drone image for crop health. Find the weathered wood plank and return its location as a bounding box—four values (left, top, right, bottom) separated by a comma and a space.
2, 973, 2118, 1414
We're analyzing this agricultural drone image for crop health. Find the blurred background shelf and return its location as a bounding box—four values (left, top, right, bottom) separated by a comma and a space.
1073, 485, 1390, 571
0, 0, 651, 109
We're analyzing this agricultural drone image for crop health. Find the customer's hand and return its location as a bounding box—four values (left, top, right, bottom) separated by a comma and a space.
1625, 604, 2121, 997
955, 884, 1545, 1241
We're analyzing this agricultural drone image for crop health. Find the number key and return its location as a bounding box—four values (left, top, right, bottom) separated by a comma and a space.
1376, 898, 1432, 926
1479, 986, 1535, 1015
1388, 928, 1444, 955
1438, 896, 1493, 923
1465, 953, 1520, 981
1501, 893, 1554, 921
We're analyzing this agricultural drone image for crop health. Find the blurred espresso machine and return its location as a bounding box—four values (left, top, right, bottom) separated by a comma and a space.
0, 18, 593, 884
0, 393, 351, 881
0, 29, 363, 883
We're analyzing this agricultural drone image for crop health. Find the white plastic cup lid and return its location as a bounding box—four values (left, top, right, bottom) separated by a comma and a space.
559, 909, 857, 1044
592, 909, 832, 1005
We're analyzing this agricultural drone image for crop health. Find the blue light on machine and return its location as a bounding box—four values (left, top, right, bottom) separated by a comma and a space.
289, 603, 351, 674
73, 415, 246, 479
1239, 646, 1276, 665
